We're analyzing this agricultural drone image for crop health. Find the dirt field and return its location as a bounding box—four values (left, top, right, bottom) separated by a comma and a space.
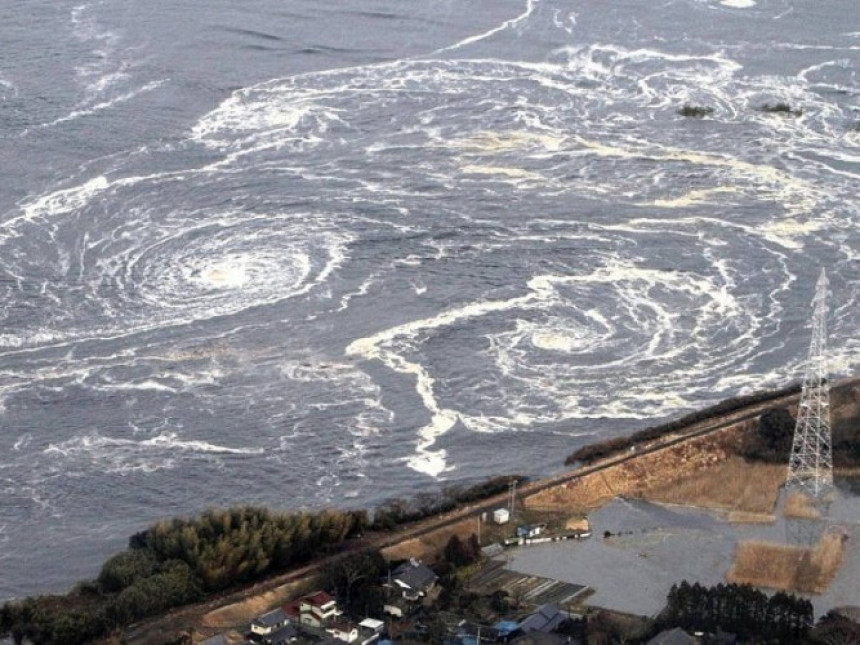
524, 421, 752, 512
727, 530, 848, 594
201, 579, 312, 629
381, 517, 478, 561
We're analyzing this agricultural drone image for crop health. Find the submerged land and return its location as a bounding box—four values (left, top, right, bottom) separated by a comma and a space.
2, 377, 859, 644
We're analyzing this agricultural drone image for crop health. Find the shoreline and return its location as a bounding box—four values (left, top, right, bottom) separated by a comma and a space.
124, 376, 860, 642
4, 376, 858, 644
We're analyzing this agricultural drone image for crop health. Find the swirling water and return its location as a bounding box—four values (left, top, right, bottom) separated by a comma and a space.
0, 0, 857, 598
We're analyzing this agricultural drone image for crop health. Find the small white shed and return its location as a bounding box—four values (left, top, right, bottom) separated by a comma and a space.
493, 508, 510, 524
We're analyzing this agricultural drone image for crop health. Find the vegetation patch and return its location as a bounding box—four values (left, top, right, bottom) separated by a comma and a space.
677, 104, 714, 118
743, 397, 860, 468
641, 455, 785, 514
662, 581, 813, 641
0, 506, 367, 644
783, 490, 822, 519
759, 102, 803, 116
727, 530, 847, 594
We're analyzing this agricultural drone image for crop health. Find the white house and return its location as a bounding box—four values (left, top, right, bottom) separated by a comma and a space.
325, 620, 359, 643
250, 608, 290, 636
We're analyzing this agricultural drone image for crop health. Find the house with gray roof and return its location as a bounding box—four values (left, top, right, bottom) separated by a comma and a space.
251, 607, 290, 636
391, 560, 438, 600
265, 623, 300, 644
518, 604, 565, 635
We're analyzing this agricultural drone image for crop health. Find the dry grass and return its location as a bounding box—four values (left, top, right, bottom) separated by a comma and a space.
784, 491, 822, 519
727, 530, 847, 594
565, 517, 590, 531
525, 423, 749, 512
201, 579, 310, 628
641, 456, 786, 514
382, 517, 476, 562
727, 511, 777, 524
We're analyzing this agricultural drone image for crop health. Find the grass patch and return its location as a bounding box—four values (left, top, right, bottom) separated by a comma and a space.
640, 456, 785, 514
727, 530, 847, 594
678, 104, 714, 118
783, 490, 821, 519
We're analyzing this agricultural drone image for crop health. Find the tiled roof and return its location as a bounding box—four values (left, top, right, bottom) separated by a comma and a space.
305, 590, 336, 607
392, 562, 437, 591
253, 607, 289, 627
518, 604, 565, 634
268, 623, 299, 644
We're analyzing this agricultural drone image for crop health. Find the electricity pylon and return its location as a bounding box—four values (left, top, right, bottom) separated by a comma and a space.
786, 268, 833, 497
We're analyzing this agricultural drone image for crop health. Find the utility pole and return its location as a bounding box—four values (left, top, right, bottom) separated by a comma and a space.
786, 268, 834, 498
509, 478, 517, 516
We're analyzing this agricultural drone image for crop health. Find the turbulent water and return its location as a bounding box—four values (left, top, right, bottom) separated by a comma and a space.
0, 0, 857, 598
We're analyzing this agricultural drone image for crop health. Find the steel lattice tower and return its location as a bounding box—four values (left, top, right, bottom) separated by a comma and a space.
786, 269, 833, 497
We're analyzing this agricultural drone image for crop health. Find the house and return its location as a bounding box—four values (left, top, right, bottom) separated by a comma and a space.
251, 607, 290, 636
458, 620, 505, 644
518, 604, 565, 634
357, 618, 385, 645
391, 560, 438, 601
265, 624, 300, 645
325, 619, 359, 643
284, 590, 342, 628
493, 508, 510, 524
300, 590, 341, 626
383, 598, 408, 618
516, 524, 545, 539
646, 627, 700, 645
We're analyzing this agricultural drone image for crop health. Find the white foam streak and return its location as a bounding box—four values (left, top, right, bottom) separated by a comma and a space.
348, 284, 544, 477
39, 80, 166, 129
45, 431, 263, 474
433, 0, 541, 54
6, 177, 110, 237
720, 0, 756, 8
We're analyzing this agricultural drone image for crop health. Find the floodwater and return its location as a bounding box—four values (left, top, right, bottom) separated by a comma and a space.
507, 488, 860, 616
1, 0, 858, 598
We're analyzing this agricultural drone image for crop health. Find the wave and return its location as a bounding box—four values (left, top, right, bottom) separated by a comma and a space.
44, 430, 264, 474
5, 23, 857, 483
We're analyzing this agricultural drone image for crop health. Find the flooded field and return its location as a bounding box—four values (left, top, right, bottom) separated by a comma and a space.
507, 485, 860, 617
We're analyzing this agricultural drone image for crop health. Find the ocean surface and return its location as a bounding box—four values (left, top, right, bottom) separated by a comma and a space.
0, 0, 857, 599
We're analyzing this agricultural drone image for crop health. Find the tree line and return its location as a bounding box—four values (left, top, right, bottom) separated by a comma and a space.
0, 505, 367, 644
0, 474, 526, 645
662, 581, 813, 642
742, 404, 860, 468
